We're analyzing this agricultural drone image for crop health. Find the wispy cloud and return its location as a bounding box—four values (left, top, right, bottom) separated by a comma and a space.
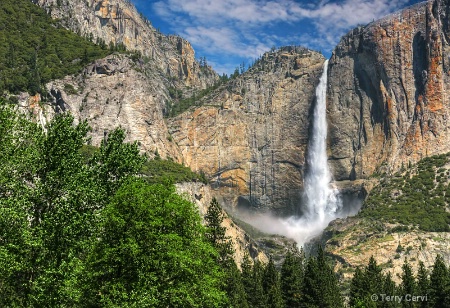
149, 0, 417, 73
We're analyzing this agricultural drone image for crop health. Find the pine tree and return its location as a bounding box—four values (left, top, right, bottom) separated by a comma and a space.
204, 197, 233, 265
350, 267, 368, 307
350, 256, 384, 308
242, 259, 267, 308
303, 246, 343, 308
263, 258, 284, 308
241, 254, 255, 306
205, 197, 247, 306
429, 255, 449, 308
281, 247, 304, 307
401, 260, 416, 308
416, 262, 430, 308
225, 262, 249, 308
382, 272, 398, 308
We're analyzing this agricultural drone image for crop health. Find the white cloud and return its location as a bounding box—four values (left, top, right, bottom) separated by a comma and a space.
149, 0, 415, 74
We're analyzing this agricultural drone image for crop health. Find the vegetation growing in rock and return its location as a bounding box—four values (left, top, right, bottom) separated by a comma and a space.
0, 0, 111, 95
360, 153, 450, 231
165, 76, 229, 117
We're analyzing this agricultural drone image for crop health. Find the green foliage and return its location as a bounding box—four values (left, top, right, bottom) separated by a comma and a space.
83, 179, 227, 307
264, 258, 284, 308
281, 247, 305, 307
225, 262, 249, 308
349, 256, 385, 308
80, 144, 207, 184
141, 158, 208, 184
429, 255, 450, 308
400, 261, 416, 308
303, 246, 344, 307
205, 198, 234, 265
165, 79, 229, 117
249, 261, 268, 307
79, 144, 98, 163
360, 153, 450, 232
0, 103, 226, 306
349, 256, 450, 308
0, 0, 111, 95
63, 83, 78, 95
91, 128, 145, 196
416, 262, 430, 308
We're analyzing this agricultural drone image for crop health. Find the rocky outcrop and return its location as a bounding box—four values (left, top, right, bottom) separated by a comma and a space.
39, 54, 182, 159
168, 47, 325, 214
31, 0, 218, 91
328, 0, 450, 181
321, 217, 450, 283
175, 182, 268, 266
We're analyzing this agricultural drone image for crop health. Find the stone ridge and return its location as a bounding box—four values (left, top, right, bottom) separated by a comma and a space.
168, 48, 325, 214
328, 0, 450, 181
322, 217, 450, 284
28, 54, 182, 160
31, 0, 218, 90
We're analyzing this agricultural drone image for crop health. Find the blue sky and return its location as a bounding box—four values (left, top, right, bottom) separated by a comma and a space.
131, 0, 423, 75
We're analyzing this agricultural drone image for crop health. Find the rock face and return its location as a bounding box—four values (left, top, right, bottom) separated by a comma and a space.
32, 0, 218, 91
28, 0, 450, 217
328, 0, 450, 181
321, 217, 450, 283
168, 47, 325, 214
27, 0, 218, 160
41, 54, 181, 159
175, 182, 268, 266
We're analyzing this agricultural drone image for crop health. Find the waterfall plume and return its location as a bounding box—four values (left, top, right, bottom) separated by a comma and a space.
303, 59, 341, 223
236, 59, 360, 246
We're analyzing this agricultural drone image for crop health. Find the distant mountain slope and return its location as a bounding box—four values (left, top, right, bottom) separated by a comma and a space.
0, 0, 110, 94
31, 0, 218, 91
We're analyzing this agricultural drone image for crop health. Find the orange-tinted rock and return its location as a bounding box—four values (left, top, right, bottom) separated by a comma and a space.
169, 48, 325, 213
328, 0, 450, 180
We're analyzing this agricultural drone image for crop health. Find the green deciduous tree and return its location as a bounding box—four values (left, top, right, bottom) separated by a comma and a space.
83, 180, 227, 307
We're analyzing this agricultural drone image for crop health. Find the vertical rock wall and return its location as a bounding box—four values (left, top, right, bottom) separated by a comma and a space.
169, 48, 325, 214
328, 0, 450, 181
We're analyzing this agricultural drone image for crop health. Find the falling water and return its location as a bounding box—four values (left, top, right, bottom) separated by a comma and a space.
237, 60, 360, 246
303, 59, 341, 223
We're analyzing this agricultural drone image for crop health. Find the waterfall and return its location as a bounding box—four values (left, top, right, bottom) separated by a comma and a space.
303, 59, 341, 222
237, 60, 359, 246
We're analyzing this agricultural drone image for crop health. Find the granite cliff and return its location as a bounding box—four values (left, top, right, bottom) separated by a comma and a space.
28, 0, 218, 159
321, 0, 450, 276
168, 47, 325, 214
32, 0, 218, 91
328, 0, 450, 181
27, 0, 450, 226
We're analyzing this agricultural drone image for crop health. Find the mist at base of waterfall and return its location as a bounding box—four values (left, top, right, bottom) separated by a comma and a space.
235, 195, 362, 246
